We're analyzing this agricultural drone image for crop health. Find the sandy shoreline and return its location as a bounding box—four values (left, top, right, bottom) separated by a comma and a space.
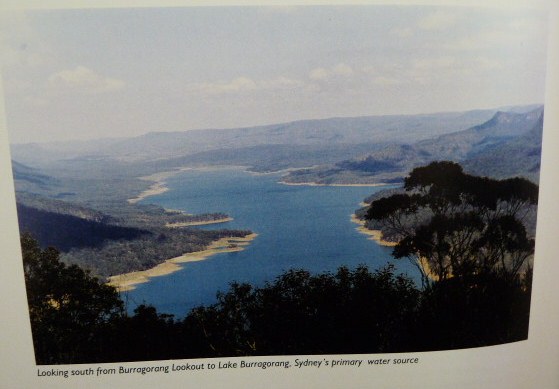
107, 233, 258, 292
165, 217, 234, 228
351, 215, 440, 281
128, 166, 389, 203
350, 214, 397, 247
127, 170, 184, 204
281, 181, 389, 187
127, 166, 256, 204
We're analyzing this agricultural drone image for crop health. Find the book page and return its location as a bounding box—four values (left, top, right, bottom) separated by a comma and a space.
1, 1, 558, 388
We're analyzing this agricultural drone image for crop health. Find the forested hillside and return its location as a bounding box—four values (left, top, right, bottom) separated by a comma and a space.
15, 192, 251, 279
16, 203, 149, 252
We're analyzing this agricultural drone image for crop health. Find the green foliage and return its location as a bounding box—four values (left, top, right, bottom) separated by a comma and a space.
15, 192, 251, 279
414, 272, 532, 350
367, 161, 537, 284
21, 233, 124, 364
185, 265, 420, 356
17, 203, 149, 252
61, 228, 251, 278
97, 305, 183, 362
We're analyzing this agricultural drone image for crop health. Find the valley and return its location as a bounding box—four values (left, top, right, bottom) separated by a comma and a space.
10, 105, 544, 287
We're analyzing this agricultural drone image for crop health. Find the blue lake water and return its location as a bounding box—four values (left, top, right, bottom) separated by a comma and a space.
123, 168, 417, 317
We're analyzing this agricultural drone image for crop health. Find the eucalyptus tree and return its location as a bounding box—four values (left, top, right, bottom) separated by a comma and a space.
366, 161, 538, 286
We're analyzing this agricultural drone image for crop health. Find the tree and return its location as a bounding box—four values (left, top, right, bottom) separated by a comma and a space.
21, 234, 124, 364
186, 265, 419, 356
366, 161, 538, 286
365, 162, 536, 349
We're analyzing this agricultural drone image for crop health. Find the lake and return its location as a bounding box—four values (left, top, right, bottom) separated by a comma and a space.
123, 168, 417, 317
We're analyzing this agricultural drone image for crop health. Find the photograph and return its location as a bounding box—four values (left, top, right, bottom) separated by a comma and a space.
0, 1, 552, 371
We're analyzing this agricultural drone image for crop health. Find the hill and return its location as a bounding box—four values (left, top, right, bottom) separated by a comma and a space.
15, 193, 252, 279
12, 161, 59, 192
10, 109, 499, 169
461, 114, 544, 182
17, 203, 149, 252
283, 107, 544, 185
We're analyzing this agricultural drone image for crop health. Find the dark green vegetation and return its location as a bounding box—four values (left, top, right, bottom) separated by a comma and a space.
23, 162, 535, 364
16, 203, 149, 252
366, 162, 537, 284
22, 234, 124, 364
63, 228, 250, 278
15, 193, 250, 279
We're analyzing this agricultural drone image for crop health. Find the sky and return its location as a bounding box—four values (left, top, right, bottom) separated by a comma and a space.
0, 5, 549, 144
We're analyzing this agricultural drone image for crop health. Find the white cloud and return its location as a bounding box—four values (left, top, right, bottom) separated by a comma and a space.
309, 67, 329, 81
372, 76, 402, 86
418, 11, 457, 31
194, 77, 257, 94
190, 76, 303, 95
47, 66, 125, 94
309, 63, 354, 81
361, 65, 377, 75
413, 56, 457, 70
261, 76, 303, 90
390, 27, 414, 38
474, 57, 503, 71
333, 63, 353, 77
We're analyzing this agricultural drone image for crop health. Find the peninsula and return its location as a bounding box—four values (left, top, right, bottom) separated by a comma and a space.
108, 233, 258, 292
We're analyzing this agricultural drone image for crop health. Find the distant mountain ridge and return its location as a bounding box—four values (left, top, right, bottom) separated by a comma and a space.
462, 113, 544, 182
10, 108, 502, 168
11, 105, 544, 190
10, 104, 545, 201
415, 107, 544, 161
283, 107, 544, 184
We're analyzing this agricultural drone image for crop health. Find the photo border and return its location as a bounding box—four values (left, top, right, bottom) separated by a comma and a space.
1, 1, 558, 388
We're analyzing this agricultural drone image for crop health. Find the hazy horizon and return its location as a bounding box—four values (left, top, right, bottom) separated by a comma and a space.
7, 102, 544, 146
0, 5, 548, 144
